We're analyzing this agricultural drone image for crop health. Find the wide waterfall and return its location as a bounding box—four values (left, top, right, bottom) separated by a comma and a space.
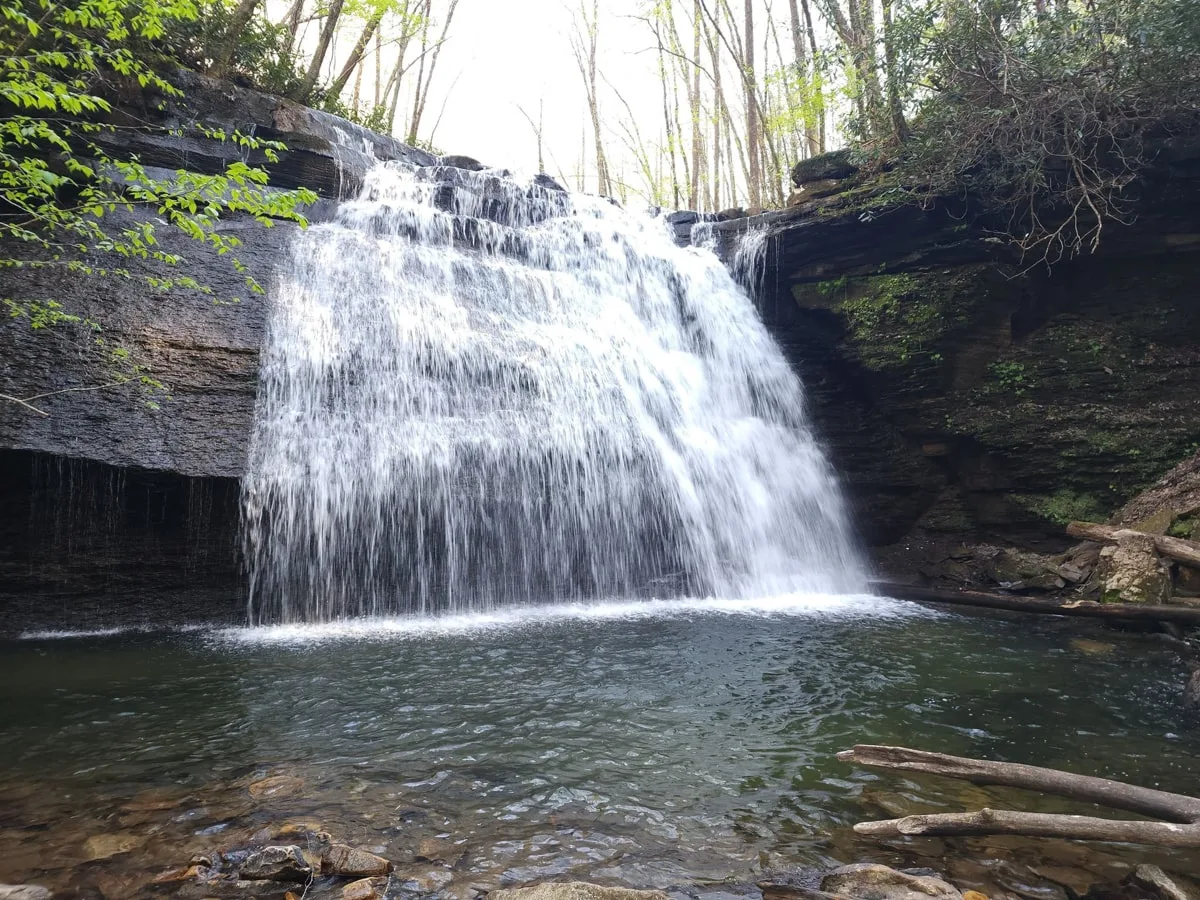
242, 163, 866, 623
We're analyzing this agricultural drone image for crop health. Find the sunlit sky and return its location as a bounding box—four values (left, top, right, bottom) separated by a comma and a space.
393, 0, 666, 192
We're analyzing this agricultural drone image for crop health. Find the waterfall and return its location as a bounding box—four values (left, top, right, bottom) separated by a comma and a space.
242, 163, 865, 623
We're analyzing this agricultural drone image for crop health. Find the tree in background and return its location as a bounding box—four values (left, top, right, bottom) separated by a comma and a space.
1, 0, 317, 412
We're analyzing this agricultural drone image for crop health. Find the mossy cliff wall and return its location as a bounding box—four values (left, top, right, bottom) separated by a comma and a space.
710, 136, 1200, 575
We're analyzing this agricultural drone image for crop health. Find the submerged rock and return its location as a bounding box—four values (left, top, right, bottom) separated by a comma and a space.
323, 842, 393, 877
0, 887, 53, 900
1130, 865, 1199, 900
240, 845, 313, 882
822, 864, 963, 900
489, 884, 672, 900
83, 831, 146, 860
248, 775, 306, 800
344, 877, 388, 900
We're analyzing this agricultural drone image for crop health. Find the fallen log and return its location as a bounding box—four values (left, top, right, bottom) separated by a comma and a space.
852, 808, 1200, 847
1068, 521, 1200, 570
837, 745, 1200, 822
874, 582, 1200, 625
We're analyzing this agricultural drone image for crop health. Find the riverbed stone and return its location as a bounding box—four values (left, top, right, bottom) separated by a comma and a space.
83, 831, 146, 859
1130, 865, 1199, 900
0, 887, 53, 900
489, 884, 672, 900
343, 877, 388, 900
324, 843, 393, 877
822, 864, 963, 900
248, 775, 305, 800
240, 845, 313, 882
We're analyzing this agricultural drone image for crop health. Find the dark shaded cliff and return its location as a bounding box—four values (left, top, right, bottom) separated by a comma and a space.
699, 135, 1200, 580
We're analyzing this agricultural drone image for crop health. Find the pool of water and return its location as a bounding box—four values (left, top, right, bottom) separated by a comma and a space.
2, 595, 1199, 897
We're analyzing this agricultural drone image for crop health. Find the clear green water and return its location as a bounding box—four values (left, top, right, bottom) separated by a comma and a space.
2, 596, 1198, 896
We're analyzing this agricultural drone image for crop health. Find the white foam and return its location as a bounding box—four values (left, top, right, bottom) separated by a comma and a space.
212, 592, 930, 646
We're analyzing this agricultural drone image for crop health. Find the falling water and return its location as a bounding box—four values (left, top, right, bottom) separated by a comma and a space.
242, 163, 865, 623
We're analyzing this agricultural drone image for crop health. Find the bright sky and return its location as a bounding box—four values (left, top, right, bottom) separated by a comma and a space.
415, 0, 664, 193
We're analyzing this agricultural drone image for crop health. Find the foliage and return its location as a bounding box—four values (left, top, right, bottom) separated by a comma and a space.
1, 0, 316, 406
884, 0, 1200, 266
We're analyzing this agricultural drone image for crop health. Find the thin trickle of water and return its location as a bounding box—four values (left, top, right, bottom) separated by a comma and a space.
242, 163, 865, 623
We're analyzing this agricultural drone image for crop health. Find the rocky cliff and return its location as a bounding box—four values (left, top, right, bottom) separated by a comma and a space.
694, 137, 1200, 584
3, 73, 1200, 629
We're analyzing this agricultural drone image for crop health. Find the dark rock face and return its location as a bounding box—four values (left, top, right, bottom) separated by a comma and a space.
101, 69, 437, 199
791, 149, 859, 186
712, 136, 1200, 580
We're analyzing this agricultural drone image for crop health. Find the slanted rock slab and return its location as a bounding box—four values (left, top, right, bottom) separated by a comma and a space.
822, 864, 963, 900
489, 883, 672, 900
324, 843, 393, 878
240, 845, 313, 882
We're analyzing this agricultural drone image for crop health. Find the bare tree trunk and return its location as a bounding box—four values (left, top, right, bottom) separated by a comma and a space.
210, 0, 263, 77
1067, 522, 1200, 569
571, 0, 612, 196
283, 0, 305, 53
855, 809, 1200, 847
879, 0, 909, 142
374, 29, 382, 107
331, 11, 385, 101
294, 0, 346, 102
690, 0, 704, 208
743, 0, 761, 207
407, 0, 461, 145
840, 745, 1200, 821
788, 0, 819, 157
517, 100, 546, 174
800, 0, 825, 152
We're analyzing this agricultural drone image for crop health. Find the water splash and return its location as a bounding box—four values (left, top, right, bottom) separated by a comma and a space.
243, 163, 865, 623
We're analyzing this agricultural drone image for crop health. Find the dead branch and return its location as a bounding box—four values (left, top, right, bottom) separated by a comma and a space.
837, 745, 1200, 822
875, 582, 1200, 626
1067, 521, 1200, 570
853, 808, 1200, 847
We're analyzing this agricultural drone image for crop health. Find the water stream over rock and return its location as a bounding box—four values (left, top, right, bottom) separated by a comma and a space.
243, 164, 864, 623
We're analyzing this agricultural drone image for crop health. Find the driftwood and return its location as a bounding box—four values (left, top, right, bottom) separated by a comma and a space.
842, 744, 1200, 847
1068, 521, 1200, 570
875, 582, 1200, 625
853, 809, 1200, 847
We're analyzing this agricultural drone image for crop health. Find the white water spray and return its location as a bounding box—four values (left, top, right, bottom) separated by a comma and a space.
243, 163, 865, 623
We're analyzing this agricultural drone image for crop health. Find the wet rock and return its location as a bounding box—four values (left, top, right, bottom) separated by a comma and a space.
415, 837, 465, 866
0, 887, 53, 900
534, 173, 568, 193
386, 866, 454, 894
324, 843, 393, 878
1129, 866, 1198, 900
822, 864, 963, 900
488, 885, 672, 900
153, 864, 208, 883
759, 868, 828, 900
441, 155, 487, 172
791, 149, 859, 186
83, 831, 146, 859
240, 845, 313, 882
249, 775, 306, 801
344, 877, 389, 900
1096, 533, 1171, 603
1033, 867, 1100, 897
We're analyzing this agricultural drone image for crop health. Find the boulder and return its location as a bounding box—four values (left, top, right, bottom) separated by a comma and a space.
324, 843, 393, 878
1096, 532, 1171, 603
822, 864, 963, 900
344, 878, 388, 900
441, 154, 487, 171
240, 846, 313, 882
0, 887, 53, 900
488, 884, 672, 900
1130, 865, 1199, 900
791, 149, 859, 187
